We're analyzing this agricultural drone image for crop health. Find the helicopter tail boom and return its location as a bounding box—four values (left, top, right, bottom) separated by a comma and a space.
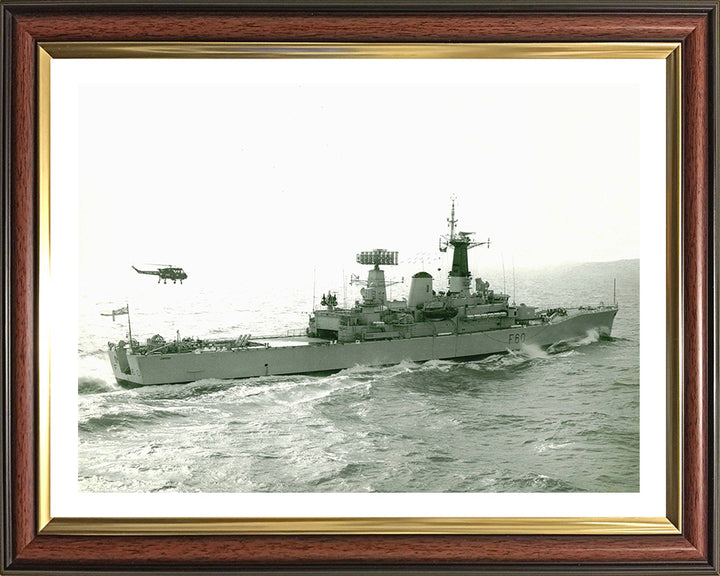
132, 266, 160, 276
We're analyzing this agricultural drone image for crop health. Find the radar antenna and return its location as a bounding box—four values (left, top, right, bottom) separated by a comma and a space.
355, 249, 399, 268
351, 249, 400, 306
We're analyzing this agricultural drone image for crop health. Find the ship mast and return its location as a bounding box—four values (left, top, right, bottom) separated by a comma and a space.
127, 303, 134, 352
439, 199, 490, 295
448, 196, 457, 241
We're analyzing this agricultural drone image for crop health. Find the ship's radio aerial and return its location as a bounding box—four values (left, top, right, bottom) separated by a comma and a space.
132, 264, 188, 284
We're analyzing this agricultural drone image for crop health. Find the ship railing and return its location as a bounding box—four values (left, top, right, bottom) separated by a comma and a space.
542, 304, 618, 317
285, 328, 307, 337
314, 307, 357, 315
251, 328, 307, 340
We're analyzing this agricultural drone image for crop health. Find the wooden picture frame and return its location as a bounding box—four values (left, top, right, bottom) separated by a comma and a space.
1, 1, 717, 573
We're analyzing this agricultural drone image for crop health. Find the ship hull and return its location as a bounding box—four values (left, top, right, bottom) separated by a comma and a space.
109, 308, 617, 386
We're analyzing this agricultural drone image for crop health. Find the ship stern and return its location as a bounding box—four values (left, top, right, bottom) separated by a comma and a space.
108, 345, 144, 386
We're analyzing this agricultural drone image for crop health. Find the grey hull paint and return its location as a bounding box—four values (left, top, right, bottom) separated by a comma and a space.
109, 308, 617, 386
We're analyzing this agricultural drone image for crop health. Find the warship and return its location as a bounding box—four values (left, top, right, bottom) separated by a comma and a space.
107, 202, 618, 386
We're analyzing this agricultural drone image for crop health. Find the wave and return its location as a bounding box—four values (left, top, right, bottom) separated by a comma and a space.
340, 359, 421, 377
496, 472, 585, 492
78, 348, 109, 359
120, 372, 333, 402
546, 329, 608, 354
419, 359, 458, 372
132, 378, 243, 401
78, 376, 118, 395
464, 347, 559, 372
534, 441, 574, 454
78, 406, 188, 432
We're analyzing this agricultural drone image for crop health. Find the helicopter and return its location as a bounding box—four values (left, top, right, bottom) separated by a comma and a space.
132, 264, 188, 284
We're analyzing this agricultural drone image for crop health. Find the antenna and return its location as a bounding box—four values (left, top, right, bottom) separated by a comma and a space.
356, 249, 399, 267
312, 268, 316, 312
512, 257, 516, 305
613, 278, 617, 306
354, 249, 400, 306
343, 267, 347, 309
502, 254, 507, 295
448, 195, 457, 241
126, 302, 133, 351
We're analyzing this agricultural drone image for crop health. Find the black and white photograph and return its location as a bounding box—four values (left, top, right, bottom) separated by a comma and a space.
7, 1, 720, 572
49, 56, 665, 506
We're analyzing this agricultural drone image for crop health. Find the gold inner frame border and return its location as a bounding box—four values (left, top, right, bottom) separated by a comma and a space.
36, 41, 682, 536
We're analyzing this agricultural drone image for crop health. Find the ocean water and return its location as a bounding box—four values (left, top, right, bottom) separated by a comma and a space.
78, 259, 639, 493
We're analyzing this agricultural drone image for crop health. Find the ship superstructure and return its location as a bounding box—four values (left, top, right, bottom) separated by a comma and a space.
107, 201, 618, 386
307, 200, 537, 344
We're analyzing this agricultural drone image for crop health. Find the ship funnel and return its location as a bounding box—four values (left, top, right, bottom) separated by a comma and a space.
408, 272, 434, 309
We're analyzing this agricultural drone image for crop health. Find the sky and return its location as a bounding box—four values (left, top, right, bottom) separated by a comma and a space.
54, 59, 663, 292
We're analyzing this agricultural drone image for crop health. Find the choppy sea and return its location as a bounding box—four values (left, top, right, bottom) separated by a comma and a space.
78, 259, 639, 493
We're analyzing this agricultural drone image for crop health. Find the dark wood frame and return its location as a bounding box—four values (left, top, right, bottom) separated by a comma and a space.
1, 1, 717, 574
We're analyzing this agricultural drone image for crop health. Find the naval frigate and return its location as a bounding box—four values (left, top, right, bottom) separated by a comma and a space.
107, 201, 618, 386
